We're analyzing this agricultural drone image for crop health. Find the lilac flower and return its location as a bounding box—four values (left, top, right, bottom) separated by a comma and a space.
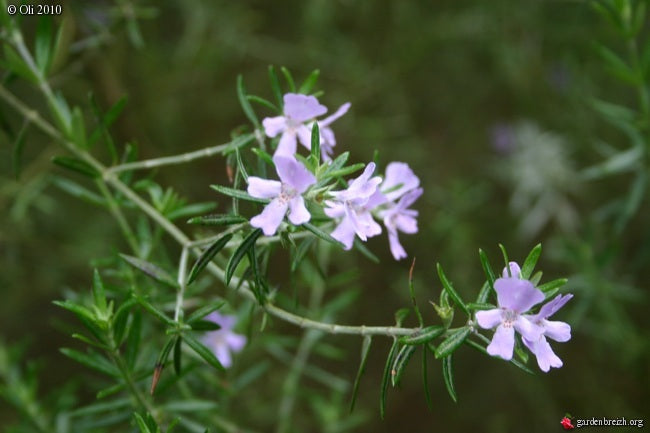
262, 93, 350, 159
379, 162, 420, 202
247, 155, 316, 236
318, 102, 351, 161
522, 293, 573, 372
324, 163, 383, 249
200, 312, 247, 368
475, 262, 545, 361
380, 187, 423, 260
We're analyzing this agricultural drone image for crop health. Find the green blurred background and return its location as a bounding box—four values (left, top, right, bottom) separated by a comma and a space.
1, 0, 649, 431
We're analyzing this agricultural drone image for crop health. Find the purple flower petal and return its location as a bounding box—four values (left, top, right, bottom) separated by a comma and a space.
381, 162, 420, 202
387, 226, 407, 260
320, 102, 351, 127
331, 217, 356, 250
475, 308, 503, 329
288, 196, 310, 225
486, 324, 515, 360
225, 333, 247, 352
273, 155, 316, 193
263, 116, 287, 138
247, 177, 282, 199
275, 130, 298, 156
283, 93, 327, 122
494, 277, 545, 313
215, 344, 233, 368
502, 262, 522, 278
541, 320, 571, 342
535, 294, 573, 320
523, 336, 563, 372
514, 315, 544, 341
250, 199, 289, 236
324, 201, 345, 219
296, 124, 313, 150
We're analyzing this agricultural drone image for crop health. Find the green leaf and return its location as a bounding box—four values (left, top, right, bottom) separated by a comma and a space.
187, 214, 247, 226
60, 348, 119, 377
466, 302, 495, 311
433, 326, 471, 359
125, 310, 142, 369
521, 243, 541, 280
187, 233, 233, 285
615, 168, 647, 233
475, 281, 492, 305
594, 44, 638, 84
166, 202, 217, 221
299, 69, 320, 94
88, 94, 128, 156
156, 336, 177, 367
11, 118, 29, 179
581, 145, 643, 179
247, 94, 278, 112
436, 263, 469, 315
3, 44, 38, 83
226, 229, 263, 285
34, 17, 53, 74
498, 244, 510, 273
349, 335, 372, 412
133, 412, 152, 433
290, 237, 315, 273
186, 301, 226, 324
422, 349, 432, 410
353, 238, 380, 263
302, 222, 344, 247
52, 177, 107, 207
173, 336, 182, 376
268, 65, 284, 110
112, 298, 136, 345
280, 66, 296, 92
464, 339, 535, 374
189, 320, 222, 331
210, 185, 269, 204
120, 254, 179, 288
53, 300, 96, 323
442, 355, 457, 403
251, 147, 274, 166
324, 163, 366, 180
537, 278, 568, 293
408, 258, 424, 326
310, 121, 320, 163
391, 344, 416, 387
52, 156, 100, 178
246, 245, 266, 304
70, 106, 87, 148
91, 269, 107, 313
380, 339, 399, 419
398, 325, 445, 346
183, 333, 225, 372
237, 75, 260, 128
135, 297, 175, 326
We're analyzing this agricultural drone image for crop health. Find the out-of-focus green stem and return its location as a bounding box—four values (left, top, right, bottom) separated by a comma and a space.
96, 180, 140, 254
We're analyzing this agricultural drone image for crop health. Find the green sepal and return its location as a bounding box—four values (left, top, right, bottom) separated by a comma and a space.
187, 233, 234, 285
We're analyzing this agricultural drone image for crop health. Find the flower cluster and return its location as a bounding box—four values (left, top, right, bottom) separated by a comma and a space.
476, 262, 573, 372
246, 92, 423, 260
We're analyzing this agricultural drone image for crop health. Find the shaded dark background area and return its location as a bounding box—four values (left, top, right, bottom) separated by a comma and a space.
1, 0, 649, 432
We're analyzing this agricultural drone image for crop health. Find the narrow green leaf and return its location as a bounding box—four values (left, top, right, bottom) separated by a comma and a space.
247, 95, 278, 112
466, 302, 495, 311
251, 147, 274, 166
434, 326, 471, 359
391, 345, 416, 387
67, 397, 132, 417
60, 348, 119, 377
436, 263, 469, 315
92, 269, 107, 312
537, 278, 568, 293
133, 412, 152, 433
71, 333, 109, 350
298, 69, 320, 94
290, 237, 315, 273
581, 145, 643, 179
125, 310, 142, 369
52, 156, 100, 178
210, 185, 269, 204
595, 44, 638, 84
394, 308, 410, 326
167, 202, 217, 221
186, 301, 226, 324
302, 222, 344, 247
135, 297, 175, 326
615, 168, 647, 233
349, 335, 372, 412
53, 300, 96, 323
3, 44, 38, 83
442, 355, 457, 402
498, 244, 510, 274
187, 214, 247, 226
247, 245, 266, 304
11, 115, 29, 179
187, 233, 233, 285
156, 336, 177, 366
268, 65, 284, 110
478, 249, 496, 291
353, 238, 380, 263
52, 177, 107, 207
422, 349, 432, 410
113, 298, 136, 345
399, 325, 445, 346
70, 106, 87, 148
189, 320, 222, 331
475, 281, 491, 305
226, 229, 263, 285
324, 163, 366, 180
34, 17, 53, 74
173, 336, 182, 376
120, 254, 179, 288
464, 339, 535, 374
183, 333, 225, 372
280, 66, 296, 92
408, 258, 424, 327
237, 75, 260, 128
310, 121, 320, 162
380, 339, 399, 419
520, 243, 541, 280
